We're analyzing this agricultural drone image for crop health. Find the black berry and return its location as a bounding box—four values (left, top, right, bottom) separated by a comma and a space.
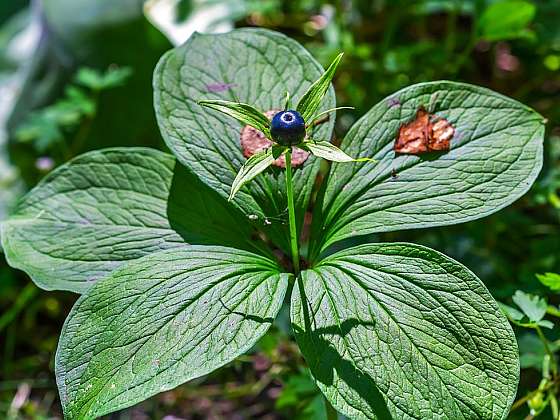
270, 110, 306, 146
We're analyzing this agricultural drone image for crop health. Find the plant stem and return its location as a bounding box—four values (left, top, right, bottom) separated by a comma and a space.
511, 378, 560, 411
536, 325, 558, 377
0, 283, 38, 334
285, 148, 300, 275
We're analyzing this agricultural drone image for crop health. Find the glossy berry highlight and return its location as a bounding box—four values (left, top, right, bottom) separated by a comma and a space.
270, 110, 306, 146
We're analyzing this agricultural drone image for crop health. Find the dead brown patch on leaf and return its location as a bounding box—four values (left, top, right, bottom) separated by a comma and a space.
394, 107, 454, 154
240, 109, 309, 167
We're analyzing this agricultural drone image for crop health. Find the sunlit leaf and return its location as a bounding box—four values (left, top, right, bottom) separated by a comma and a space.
309, 81, 545, 259
154, 29, 335, 253
56, 246, 288, 418
1, 148, 266, 293
292, 243, 519, 419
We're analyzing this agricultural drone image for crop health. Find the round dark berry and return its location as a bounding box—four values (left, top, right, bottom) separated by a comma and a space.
270, 110, 306, 146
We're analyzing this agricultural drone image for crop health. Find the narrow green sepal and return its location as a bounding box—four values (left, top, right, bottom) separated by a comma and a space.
229, 148, 275, 201
284, 91, 291, 110
296, 53, 343, 122
198, 99, 271, 138
304, 140, 375, 163
307, 106, 355, 128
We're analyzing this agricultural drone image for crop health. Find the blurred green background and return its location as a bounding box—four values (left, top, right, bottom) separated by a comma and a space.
0, 0, 558, 418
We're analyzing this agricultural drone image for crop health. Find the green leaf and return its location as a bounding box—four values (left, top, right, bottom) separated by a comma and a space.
512, 290, 547, 323
154, 28, 335, 253
75, 66, 133, 91
230, 148, 275, 201
56, 246, 288, 419
499, 302, 525, 322
15, 85, 96, 152
1, 148, 265, 293
537, 272, 560, 292
292, 243, 519, 420
538, 320, 554, 329
310, 81, 545, 258
478, 0, 536, 42
32, 0, 171, 153
304, 140, 373, 163
198, 99, 271, 139
519, 334, 547, 370
297, 53, 343, 122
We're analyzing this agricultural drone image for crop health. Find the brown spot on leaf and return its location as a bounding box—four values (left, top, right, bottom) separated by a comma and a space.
240, 110, 310, 168
394, 107, 454, 154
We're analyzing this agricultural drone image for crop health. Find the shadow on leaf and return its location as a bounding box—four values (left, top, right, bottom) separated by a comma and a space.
217, 297, 275, 324
167, 162, 269, 255
293, 277, 393, 420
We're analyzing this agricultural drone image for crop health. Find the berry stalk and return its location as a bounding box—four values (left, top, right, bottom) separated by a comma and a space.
285, 148, 300, 276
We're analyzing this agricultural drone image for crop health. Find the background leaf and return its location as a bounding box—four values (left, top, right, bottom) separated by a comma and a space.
512, 290, 547, 322
154, 28, 335, 253
310, 81, 545, 258
1, 148, 265, 293
292, 243, 519, 420
537, 272, 560, 292
56, 246, 288, 419
478, 0, 536, 42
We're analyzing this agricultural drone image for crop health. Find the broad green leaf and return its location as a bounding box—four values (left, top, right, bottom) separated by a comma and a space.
230, 148, 275, 201
310, 82, 545, 258
304, 140, 373, 163
296, 53, 343, 122
478, 1, 536, 42
198, 99, 271, 139
512, 290, 547, 323
292, 243, 519, 420
537, 272, 560, 292
154, 28, 335, 253
1, 148, 265, 293
56, 246, 288, 419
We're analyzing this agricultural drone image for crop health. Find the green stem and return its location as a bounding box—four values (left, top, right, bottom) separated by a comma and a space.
0, 283, 38, 334
285, 148, 300, 276
536, 325, 558, 377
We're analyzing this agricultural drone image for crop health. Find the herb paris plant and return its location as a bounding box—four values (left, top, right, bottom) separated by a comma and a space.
198, 53, 372, 274
0, 29, 545, 419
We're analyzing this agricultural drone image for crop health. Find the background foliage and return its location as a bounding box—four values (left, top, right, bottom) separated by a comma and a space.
0, 0, 558, 418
